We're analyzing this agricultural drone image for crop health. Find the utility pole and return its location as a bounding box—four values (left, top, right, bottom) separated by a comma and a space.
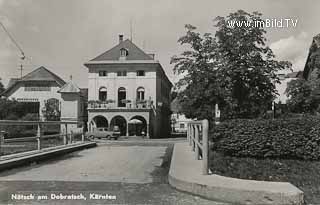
130, 19, 133, 42
19, 64, 23, 79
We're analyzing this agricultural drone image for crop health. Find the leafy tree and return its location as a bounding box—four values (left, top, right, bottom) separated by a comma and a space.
42, 98, 60, 121
171, 10, 291, 120
286, 78, 320, 113
0, 78, 5, 95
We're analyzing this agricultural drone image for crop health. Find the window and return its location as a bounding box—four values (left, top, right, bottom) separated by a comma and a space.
117, 71, 127, 76
99, 87, 107, 101
120, 48, 128, 57
25, 83, 51, 91
99, 71, 107, 76
137, 87, 145, 101
137, 70, 145, 76
180, 123, 185, 129
118, 87, 126, 107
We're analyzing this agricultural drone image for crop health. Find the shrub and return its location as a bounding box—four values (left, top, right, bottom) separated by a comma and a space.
210, 116, 320, 160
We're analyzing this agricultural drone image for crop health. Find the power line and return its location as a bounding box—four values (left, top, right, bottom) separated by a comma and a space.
0, 20, 25, 60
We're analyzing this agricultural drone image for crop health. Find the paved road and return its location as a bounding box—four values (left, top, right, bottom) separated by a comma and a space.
0, 141, 228, 205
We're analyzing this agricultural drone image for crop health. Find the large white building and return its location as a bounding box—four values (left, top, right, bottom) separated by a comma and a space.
84, 35, 172, 138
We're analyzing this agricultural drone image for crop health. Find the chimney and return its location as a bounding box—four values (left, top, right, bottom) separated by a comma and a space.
119, 34, 124, 44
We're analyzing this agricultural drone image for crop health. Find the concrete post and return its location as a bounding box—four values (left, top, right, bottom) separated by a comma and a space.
191, 126, 195, 151
202, 119, 209, 175
195, 125, 199, 160
146, 123, 149, 138
187, 124, 189, 143
37, 123, 42, 150
188, 124, 192, 146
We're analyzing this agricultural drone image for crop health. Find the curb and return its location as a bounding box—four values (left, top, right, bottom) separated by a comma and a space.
0, 142, 97, 171
168, 142, 304, 205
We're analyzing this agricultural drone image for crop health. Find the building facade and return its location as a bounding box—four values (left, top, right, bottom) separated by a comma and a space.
84, 35, 172, 138
1, 66, 87, 126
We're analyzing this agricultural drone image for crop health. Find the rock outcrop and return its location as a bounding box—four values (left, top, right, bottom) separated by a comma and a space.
303, 33, 320, 80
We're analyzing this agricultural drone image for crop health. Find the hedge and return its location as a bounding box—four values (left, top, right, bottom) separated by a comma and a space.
210, 116, 320, 160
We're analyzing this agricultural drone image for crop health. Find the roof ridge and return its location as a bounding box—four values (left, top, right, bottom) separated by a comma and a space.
90, 39, 153, 61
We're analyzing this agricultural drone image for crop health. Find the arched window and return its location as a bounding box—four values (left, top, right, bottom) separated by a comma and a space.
118, 87, 126, 107
136, 87, 145, 101
120, 48, 128, 57
99, 87, 107, 101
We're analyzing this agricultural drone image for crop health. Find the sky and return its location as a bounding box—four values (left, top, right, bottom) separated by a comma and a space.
0, 0, 319, 88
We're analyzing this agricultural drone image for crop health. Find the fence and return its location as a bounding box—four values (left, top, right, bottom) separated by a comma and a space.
187, 119, 209, 175
0, 120, 85, 157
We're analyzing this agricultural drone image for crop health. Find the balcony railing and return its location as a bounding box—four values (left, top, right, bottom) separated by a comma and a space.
87, 100, 153, 110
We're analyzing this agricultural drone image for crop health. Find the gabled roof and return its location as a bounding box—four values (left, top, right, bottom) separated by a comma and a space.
90, 39, 153, 61
58, 80, 80, 93
1, 66, 66, 96
21, 66, 66, 85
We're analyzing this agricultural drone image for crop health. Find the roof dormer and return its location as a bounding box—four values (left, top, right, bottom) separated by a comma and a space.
119, 48, 129, 60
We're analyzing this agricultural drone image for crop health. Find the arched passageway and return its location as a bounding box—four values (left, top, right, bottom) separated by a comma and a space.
128, 116, 147, 136
110, 115, 127, 136
90, 115, 108, 131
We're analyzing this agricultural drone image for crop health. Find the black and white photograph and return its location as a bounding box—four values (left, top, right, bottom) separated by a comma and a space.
0, 0, 319, 204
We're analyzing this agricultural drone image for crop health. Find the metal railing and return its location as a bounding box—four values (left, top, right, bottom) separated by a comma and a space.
0, 120, 85, 158
87, 100, 152, 110
187, 119, 209, 175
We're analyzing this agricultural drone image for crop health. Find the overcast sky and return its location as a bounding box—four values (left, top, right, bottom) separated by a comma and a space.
0, 0, 319, 88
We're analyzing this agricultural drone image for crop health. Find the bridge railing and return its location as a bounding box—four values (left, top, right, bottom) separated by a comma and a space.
187, 119, 209, 175
0, 120, 85, 157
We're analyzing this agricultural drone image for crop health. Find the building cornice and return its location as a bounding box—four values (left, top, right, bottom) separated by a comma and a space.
84, 60, 160, 66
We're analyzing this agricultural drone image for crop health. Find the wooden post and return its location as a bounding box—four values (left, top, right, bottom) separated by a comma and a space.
37, 123, 41, 150
202, 119, 209, 175
195, 125, 199, 160
0, 131, 4, 157
64, 123, 68, 145
81, 126, 85, 142
70, 131, 73, 144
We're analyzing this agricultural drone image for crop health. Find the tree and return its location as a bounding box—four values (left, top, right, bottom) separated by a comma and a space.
171, 10, 291, 120
42, 98, 60, 121
0, 78, 5, 95
286, 78, 320, 113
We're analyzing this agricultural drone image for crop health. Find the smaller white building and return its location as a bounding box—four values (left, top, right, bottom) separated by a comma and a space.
170, 98, 193, 133
1, 66, 87, 125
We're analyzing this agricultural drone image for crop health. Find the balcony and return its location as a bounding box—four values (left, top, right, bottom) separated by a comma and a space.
87, 99, 153, 110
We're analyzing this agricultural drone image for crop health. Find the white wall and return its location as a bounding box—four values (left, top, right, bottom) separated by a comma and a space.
88, 68, 157, 104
